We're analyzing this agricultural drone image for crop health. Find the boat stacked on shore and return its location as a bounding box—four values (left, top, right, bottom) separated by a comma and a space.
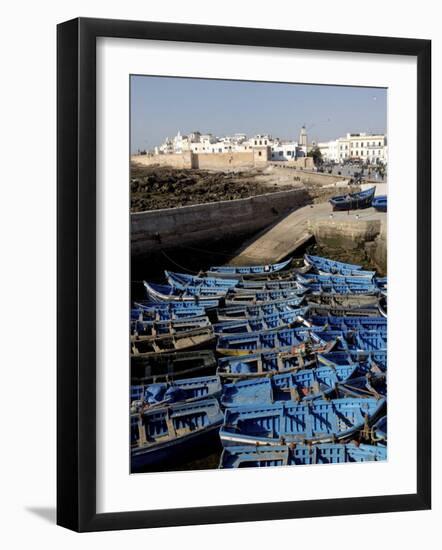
130, 254, 387, 471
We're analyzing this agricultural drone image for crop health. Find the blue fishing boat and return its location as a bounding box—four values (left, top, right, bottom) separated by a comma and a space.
307, 293, 381, 308
217, 342, 337, 379
354, 330, 387, 351
372, 415, 387, 441
372, 195, 387, 212
337, 372, 386, 399
311, 330, 386, 353
214, 310, 305, 334
225, 286, 307, 306
307, 303, 381, 317
131, 398, 223, 470
219, 443, 387, 468
303, 281, 380, 294
131, 375, 222, 410
131, 350, 217, 385
220, 363, 358, 407
165, 271, 238, 290
216, 327, 327, 356
217, 300, 306, 321
220, 397, 385, 446
298, 273, 374, 285
307, 315, 387, 332
235, 279, 301, 291
131, 316, 211, 337
208, 257, 293, 276
375, 277, 388, 291
144, 281, 226, 303
131, 325, 215, 356
317, 350, 387, 373
132, 303, 206, 321
329, 186, 376, 211
304, 254, 375, 277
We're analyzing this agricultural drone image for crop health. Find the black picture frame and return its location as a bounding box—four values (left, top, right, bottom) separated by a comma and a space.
57, 17, 431, 532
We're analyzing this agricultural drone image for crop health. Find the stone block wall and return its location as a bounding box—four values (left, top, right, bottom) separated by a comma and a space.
131, 187, 310, 256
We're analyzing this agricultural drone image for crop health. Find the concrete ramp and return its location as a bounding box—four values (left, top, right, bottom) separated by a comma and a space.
230, 202, 331, 265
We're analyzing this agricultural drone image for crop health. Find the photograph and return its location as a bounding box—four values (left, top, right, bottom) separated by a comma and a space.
129, 76, 388, 473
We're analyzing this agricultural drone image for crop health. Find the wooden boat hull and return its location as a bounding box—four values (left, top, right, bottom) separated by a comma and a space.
131, 327, 215, 356
304, 254, 375, 278
329, 186, 376, 211
131, 375, 222, 410
144, 281, 224, 304
217, 300, 306, 321
209, 257, 293, 276
219, 397, 386, 447
307, 294, 380, 308
214, 309, 307, 334
372, 195, 387, 212
131, 423, 222, 471
131, 350, 217, 384
132, 304, 206, 321
165, 271, 238, 290
219, 443, 387, 468
131, 315, 211, 338
131, 398, 223, 471
220, 363, 358, 407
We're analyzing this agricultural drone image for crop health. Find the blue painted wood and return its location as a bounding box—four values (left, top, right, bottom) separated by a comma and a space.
304, 254, 375, 277
329, 186, 376, 211
219, 443, 387, 468
132, 302, 207, 321
131, 316, 211, 337
131, 375, 222, 408
220, 363, 358, 406
145, 281, 227, 301
131, 398, 224, 469
302, 281, 380, 294
225, 286, 307, 305
217, 348, 330, 378
209, 257, 293, 275
372, 415, 387, 441
165, 271, 238, 290
131, 351, 217, 385
219, 397, 386, 446
308, 315, 386, 332
217, 299, 305, 320
318, 350, 387, 373
299, 273, 375, 285
372, 195, 387, 212
216, 327, 328, 354
214, 309, 306, 334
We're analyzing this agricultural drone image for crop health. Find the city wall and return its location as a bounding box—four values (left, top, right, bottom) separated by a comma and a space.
131, 151, 195, 169
131, 187, 310, 256
131, 147, 271, 170
195, 151, 255, 169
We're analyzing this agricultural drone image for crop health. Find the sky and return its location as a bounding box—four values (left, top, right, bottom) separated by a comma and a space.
130, 75, 387, 153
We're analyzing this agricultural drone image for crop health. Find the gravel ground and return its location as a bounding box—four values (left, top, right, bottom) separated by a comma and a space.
130, 163, 298, 212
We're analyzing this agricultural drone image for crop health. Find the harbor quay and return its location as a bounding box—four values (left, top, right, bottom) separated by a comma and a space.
129, 78, 388, 474
130, 160, 387, 276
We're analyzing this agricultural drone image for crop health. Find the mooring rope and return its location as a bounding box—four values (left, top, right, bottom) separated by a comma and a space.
160, 250, 199, 274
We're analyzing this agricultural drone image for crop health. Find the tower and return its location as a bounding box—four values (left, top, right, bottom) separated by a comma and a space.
299, 124, 308, 147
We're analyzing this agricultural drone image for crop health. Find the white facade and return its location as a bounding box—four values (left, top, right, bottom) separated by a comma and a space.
270, 141, 299, 161
154, 128, 308, 159
318, 133, 387, 164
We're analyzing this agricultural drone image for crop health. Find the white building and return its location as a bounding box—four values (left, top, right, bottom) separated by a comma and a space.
154, 128, 309, 160
270, 141, 299, 161
318, 133, 387, 164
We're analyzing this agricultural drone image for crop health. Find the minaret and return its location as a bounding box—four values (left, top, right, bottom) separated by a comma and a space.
299, 124, 308, 147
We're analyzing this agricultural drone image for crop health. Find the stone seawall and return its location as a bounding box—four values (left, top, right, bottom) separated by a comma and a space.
131, 188, 310, 256
308, 213, 387, 274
